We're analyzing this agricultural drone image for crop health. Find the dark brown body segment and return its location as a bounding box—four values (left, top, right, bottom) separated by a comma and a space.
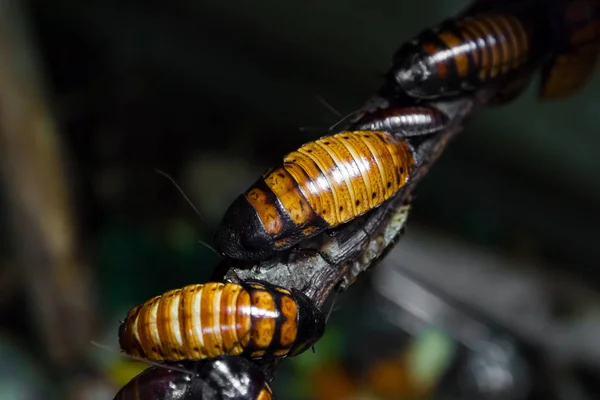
540, 0, 600, 99
354, 105, 449, 137
113, 356, 275, 400
113, 366, 192, 400
392, 13, 531, 98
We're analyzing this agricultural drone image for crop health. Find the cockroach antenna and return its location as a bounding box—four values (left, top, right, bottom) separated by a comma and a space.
328, 108, 364, 132
155, 169, 204, 221
154, 169, 220, 256
324, 288, 340, 324
314, 94, 364, 132
297, 96, 343, 134
198, 238, 221, 257
314, 95, 343, 118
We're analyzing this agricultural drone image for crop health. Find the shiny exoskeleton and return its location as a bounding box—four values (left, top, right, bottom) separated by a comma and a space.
214, 130, 416, 260
391, 12, 532, 99
539, 0, 600, 98
113, 356, 274, 400
118, 281, 324, 362
353, 105, 449, 137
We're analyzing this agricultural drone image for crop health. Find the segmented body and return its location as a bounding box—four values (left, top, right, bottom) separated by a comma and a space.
353, 105, 448, 137
118, 281, 324, 362
214, 130, 416, 260
391, 13, 531, 98
539, 0, 600, 98
114, 356, 274, 400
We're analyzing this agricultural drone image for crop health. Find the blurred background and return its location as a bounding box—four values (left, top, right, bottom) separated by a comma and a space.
0, 0, 599, 399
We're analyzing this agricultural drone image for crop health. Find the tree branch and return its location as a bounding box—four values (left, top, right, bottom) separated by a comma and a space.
213, 87, 500, 311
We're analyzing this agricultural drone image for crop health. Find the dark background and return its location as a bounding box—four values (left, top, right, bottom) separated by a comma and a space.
0, 0, 598, 399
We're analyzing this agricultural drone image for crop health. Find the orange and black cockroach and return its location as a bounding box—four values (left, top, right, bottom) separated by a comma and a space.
114, 356, 275, 400
539, 0, 600, 99
352, 105, 449, 137
214, 130, 416, 260
389, 11, 536, 99
118, 280, 324, 362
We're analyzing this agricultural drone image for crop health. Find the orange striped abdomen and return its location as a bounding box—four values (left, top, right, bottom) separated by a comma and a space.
391, 13, 531, 99
280, 130, 414, 226
118, 281, 324, 362
213, 130, 415, 260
